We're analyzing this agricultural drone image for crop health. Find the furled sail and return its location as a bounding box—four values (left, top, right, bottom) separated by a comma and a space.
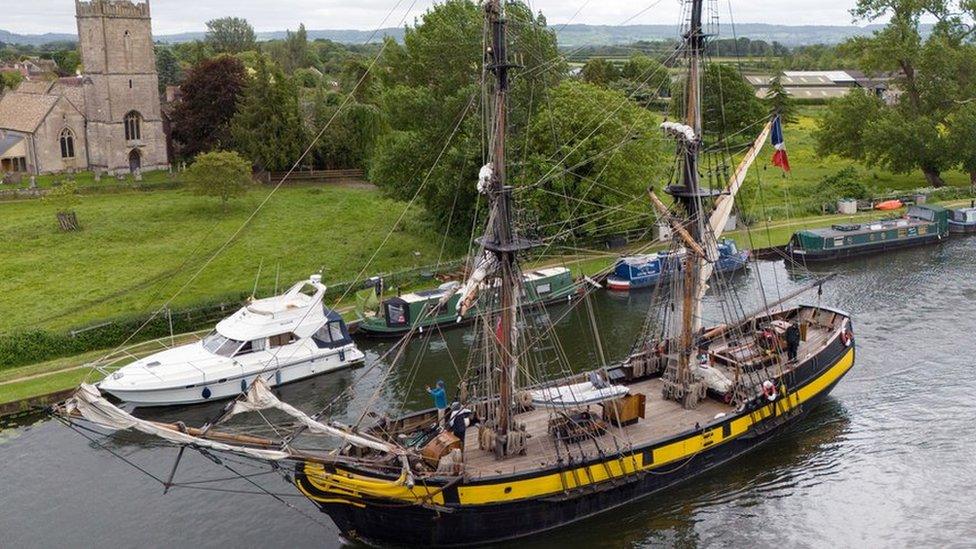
67, 384, 292, 461
67, 380, 406, 463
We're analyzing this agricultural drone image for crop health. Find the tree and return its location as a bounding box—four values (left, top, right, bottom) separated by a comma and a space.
519, 81, 667, 238
282, 24, 311, 73
947, 103, 976, 188
813, 90, 884, 161
184, 151, 253, 210
51, 49, 80, 76
1, 71, 23, 93
581, 58, 620, 87
312, 98, 389, 169
370, 0, 563, 233
155, 46, 183, 95
205, 17, 256, 54
171, 56, 247, 158
230, 56, 307, 171
764, 75, 797, 124
671, 63, 766, 139
817, 0, 976, 187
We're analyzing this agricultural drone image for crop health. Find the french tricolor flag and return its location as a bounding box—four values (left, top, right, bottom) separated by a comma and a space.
771, 115, 791, 173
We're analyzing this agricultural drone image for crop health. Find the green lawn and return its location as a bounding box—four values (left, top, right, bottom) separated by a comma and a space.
0, 185, 462, 333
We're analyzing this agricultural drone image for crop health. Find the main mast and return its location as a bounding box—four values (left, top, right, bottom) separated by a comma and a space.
484, 0, 521, 457
663, 0, 713, 408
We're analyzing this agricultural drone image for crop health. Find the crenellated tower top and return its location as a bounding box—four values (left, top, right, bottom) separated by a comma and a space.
75, 0, 150, 19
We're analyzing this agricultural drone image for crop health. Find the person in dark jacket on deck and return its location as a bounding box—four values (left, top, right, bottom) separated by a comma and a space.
785, 322, 801, 362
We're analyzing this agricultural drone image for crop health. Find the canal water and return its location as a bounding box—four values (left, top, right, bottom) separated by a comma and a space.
2, 240, 974, 548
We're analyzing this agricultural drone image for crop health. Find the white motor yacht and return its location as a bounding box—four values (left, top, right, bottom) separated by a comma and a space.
99, 275, 365, 407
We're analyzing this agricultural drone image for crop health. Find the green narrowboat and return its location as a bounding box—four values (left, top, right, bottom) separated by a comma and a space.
786, 204, 948, 262
357, 267, 578, 337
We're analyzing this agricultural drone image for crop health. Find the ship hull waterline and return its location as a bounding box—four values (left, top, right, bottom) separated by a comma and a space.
295, 318, 855, 546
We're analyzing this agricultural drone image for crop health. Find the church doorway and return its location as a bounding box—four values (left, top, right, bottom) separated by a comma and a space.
128, 149, 141, 174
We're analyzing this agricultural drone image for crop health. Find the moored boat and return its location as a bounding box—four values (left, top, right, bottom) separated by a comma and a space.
786, 204, 948, 262
606, 239, 749, 291
948, 206, 976, 234
98, 275, 364, 406
356, 267, 577, 337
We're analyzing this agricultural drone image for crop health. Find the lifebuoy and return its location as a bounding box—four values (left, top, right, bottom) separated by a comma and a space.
840, 329, 853, 347
762, 380, 777, 401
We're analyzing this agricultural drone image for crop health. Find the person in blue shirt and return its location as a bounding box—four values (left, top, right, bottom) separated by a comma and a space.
426, 380, 448, 426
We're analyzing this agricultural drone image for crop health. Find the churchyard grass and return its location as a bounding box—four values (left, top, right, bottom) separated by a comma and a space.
0, 184, 463, 334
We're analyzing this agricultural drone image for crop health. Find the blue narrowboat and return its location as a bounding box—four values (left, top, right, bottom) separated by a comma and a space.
606, 239, 750, 291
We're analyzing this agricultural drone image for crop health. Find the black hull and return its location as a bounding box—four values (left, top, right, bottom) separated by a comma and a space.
324, 380, 844, 547
297, 320, 855, 547
788, 232, 944, 263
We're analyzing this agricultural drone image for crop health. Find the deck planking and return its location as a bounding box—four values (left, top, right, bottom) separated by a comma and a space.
460, 321, 838, 479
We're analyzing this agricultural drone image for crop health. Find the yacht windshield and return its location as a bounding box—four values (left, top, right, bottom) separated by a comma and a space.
201, 331, 244, 358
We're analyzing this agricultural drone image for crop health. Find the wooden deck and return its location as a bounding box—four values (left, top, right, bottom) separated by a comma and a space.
460, 312, 841, 479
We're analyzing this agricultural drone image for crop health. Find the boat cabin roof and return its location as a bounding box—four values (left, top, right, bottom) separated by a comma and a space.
215, 278, 332, 341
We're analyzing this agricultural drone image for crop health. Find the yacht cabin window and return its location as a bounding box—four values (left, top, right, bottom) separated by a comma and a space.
313, 321, 349, 349
234, 338, 267, 357
202, 331, 244, 358
269, 332, 298, 348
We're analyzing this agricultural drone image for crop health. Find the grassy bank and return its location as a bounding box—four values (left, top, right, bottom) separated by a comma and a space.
0, 184, 462, 335
737, 106, 973, 220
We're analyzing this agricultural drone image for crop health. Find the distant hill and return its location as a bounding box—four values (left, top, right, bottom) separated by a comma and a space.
0, 29, 76, 46
2, 23, 931, 48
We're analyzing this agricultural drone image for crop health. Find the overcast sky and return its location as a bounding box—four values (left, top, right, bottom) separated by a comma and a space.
6, 0, 867, 35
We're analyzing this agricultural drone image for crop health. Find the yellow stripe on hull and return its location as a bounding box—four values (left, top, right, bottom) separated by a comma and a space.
301, 347, 855, 507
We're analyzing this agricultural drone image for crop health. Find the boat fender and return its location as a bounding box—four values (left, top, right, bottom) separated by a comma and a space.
840, 329, 853, 347
202, 387, 212, 400
339, 349, 346, 362
762, 380, 777, 402
241, 379, 247, 392
275, 370, 282, 386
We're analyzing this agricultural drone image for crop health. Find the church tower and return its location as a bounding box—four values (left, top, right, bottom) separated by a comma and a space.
76, 0, 168, 174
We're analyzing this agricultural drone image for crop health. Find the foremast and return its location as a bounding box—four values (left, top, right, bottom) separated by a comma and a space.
659, 0, 773, 409
661, 0, 712, 408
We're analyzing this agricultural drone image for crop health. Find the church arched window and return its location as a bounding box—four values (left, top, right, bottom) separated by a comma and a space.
124, 111, 142, 141
60, 128, 75, 159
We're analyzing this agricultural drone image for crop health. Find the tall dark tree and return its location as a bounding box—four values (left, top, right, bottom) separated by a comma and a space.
205, 17, 257, 54
155, 46, 183, 95
671, 63, 766, 138
581, 58, 620, 87
764, 75, 797, 124
171, 56, 247, 158
230, 56, 307, 171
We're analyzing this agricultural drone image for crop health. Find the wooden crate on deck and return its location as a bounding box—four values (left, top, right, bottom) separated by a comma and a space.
602, 393, 647, 427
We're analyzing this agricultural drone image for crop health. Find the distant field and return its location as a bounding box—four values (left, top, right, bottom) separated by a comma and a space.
0, 185, 462, 333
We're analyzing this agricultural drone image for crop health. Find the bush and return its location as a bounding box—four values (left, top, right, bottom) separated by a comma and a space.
816, 167, 870, 202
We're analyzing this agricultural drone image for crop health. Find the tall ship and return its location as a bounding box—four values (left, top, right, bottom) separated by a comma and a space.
56, 1, 855, 546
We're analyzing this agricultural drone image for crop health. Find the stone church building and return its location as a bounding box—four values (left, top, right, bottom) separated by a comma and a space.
0, 0, 168, 175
